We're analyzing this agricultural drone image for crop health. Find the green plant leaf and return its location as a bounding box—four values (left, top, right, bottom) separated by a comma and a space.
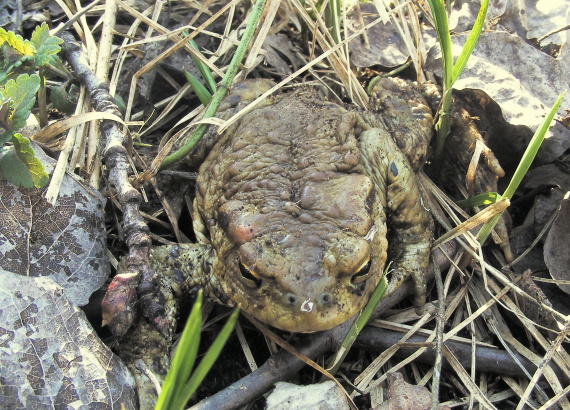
11, 133, 49, 187
427, 0, 452, 86
174, 308, 240, 409
31, 23, 63, 67
0, 134, 48, 188
113, 94, 127, 116
452, 0, 488, 83
0, 73, 40, 143
187, 38, 217, 94
0, 147, 34, 187
0, 45, 35, 87
155, 291, 204, 410
160, 0, 268, 170
326, 271, 388, 374
0, 99, 10, 132
156, 288, 239, 410
428, 0, 454, 168
456, 192, 500, 208
501, 92, 566, 201
184, 70, 212, 106
477, 91, 566, 243
0, 27, 35, 56
51, 84, 78, 115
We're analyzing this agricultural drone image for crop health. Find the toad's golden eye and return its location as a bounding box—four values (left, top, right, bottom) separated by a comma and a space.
351, 257, 371, 284
239, 263, 262, 288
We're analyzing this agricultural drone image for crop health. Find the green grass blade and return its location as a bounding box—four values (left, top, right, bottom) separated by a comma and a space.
475, 212, 503, 245
452, 0, 488, 83
456, 192, 499, 208
502, 92, 565, 200
425, 0, 444, 34
428, 0, 454, 167
326, 273, 388, 374
187, 38, 217, 94
325, 0, 341, 44
155, 291, 203, 410
427, 0, 453, 86
172, 308, 240, 409
160, 0, 267, 170
477, 91, 565, 243
184, 70, 212, 106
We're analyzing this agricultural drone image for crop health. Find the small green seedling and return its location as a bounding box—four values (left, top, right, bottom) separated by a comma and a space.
0, 23, 65, 188
155, 290, 239, 410
427, 0, 489, 168
183, 36, 216, 106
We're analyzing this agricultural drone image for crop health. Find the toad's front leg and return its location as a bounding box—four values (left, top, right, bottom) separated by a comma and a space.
150, 243, 222, 303
359, 128, 434, 314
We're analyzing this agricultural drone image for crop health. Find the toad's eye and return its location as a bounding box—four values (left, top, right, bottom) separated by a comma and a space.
351, 258, 371, 284
239, 263, 262, 288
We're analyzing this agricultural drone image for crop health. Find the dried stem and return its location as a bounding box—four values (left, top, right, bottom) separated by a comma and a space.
431, 260, 445, 409
59, 32, 166, 337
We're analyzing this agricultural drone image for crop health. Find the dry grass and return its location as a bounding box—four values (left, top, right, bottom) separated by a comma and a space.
38, 0, 570, 407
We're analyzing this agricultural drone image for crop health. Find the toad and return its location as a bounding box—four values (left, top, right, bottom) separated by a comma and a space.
152, 77, 434, 333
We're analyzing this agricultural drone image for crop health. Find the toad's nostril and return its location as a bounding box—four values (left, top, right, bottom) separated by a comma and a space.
287, 295, 297, 304
321, 293, 331, 304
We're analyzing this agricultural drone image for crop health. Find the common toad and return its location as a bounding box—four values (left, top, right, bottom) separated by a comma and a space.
152, 77, 434, 332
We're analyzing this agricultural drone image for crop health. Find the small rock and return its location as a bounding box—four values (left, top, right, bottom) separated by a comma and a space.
266, 380, 350, 410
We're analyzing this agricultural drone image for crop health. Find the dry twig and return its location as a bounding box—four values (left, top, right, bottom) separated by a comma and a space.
59, 32, 166, 338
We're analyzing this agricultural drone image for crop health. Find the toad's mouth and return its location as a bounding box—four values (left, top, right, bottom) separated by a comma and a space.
239, 291, 366, 333
233, 270, 374, 333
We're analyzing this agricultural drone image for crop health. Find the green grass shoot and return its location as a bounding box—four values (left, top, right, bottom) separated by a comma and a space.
476, 91, 565, 244
326, 267, 388, 375
155, 290, 239, 410
159, 0, 268, 170
428, 0, 489, 166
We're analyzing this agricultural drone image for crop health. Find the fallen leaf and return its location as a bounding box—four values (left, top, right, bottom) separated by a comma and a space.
347, 3, 436, 68
426, 31, 570, 164
544, 195, 570, 295
0, 145, 109, 306
0, 269, 137, 409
